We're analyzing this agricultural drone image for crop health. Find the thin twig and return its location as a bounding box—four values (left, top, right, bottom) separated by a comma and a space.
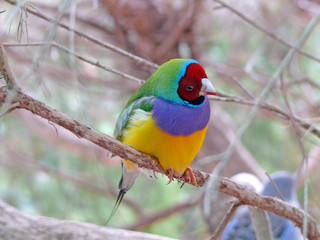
249, 207, 273, 240
3, 42, 145, 84
154, 0, 196, 61
280, 73, 310, 238
214, 0, 320, 64
265, 172, 285, 201
210, 200, 243, 240
211, 93, 320, 138
126, 193, 201, 230
0, 41, 17, 88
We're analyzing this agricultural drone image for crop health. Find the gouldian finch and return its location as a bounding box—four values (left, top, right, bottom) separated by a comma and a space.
108, 59, 216, 220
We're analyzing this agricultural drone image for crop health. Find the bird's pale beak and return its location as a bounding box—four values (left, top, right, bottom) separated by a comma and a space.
200, 78, 217, 96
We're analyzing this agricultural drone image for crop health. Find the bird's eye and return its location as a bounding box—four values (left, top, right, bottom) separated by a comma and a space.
186, 85, 194, 91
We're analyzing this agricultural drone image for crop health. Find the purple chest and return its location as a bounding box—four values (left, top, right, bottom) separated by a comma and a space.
152, 97, 211, 136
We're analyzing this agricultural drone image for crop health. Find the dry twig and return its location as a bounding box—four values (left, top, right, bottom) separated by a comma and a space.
126, 193, 201, 231
210, 200, 243, 240
3, 41, 145, 84
0, 42, 17, 88
211, 93, 320, 138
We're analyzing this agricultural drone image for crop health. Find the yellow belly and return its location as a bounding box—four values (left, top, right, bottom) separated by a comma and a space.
122, 116, 208, 176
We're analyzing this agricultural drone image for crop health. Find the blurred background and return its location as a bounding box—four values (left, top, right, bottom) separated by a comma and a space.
0, 0, 320, 239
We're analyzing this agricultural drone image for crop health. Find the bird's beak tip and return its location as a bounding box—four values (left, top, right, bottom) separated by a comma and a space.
207, 92, 217, 96
201, 78, 217, 96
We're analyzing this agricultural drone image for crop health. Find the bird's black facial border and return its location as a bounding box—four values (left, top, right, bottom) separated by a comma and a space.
177, 86, 205, 105
186, 95, 205, 105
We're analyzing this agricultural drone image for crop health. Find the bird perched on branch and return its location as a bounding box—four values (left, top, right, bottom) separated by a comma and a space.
108, 59, 216, 220
221, 171, 303, 240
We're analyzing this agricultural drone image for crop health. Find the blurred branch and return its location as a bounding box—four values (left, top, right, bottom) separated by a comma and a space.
298, 145, 320, 186
210, 200, 243, 240
249, 207, 273, 240
0, 199, 176, 240
0, 87, 319, 239
211, 93, 320, 139
3, 41, 145, 84
0, 40, 17, 88
0, 137, 141, 214
16, 110, 119, 167
127, 193, 201, 231
154, 0, 198, 60
214, 0, 320, 64
5, 0, 159, 69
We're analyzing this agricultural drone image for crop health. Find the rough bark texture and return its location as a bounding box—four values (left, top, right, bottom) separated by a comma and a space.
0, 200, 176, 240
0, 87, 319, 240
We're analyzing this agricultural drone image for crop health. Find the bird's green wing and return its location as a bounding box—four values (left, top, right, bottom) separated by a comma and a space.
114, 96, 155, 141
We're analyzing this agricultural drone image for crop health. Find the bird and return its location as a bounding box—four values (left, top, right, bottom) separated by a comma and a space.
221, 171, 303, 240
108, 59, 216, 221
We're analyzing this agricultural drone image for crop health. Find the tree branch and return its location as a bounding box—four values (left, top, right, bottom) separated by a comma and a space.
0, 199, 176, 240
0, 41, 17, 88
3, 42, 145, 84
126, 193, 201, 231
0, 87, 319, 239
210, 200, 243, 240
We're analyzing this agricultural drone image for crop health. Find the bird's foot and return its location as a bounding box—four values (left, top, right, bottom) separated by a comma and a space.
184, 167, 198, 186
166, 169, 174, 184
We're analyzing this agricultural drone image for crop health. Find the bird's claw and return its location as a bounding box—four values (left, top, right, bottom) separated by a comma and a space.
184, 167, 198, 186
166, 169, 174, 184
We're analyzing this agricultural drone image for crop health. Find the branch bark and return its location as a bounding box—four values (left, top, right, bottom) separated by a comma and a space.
0, 87, 319, 239
0, 42, 17, 88
0, 199, 176, 240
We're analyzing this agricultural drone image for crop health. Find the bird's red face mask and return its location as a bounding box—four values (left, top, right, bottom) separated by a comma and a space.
178, 63, 216, 105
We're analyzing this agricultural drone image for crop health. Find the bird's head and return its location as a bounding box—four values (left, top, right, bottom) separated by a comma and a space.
152, 59, 216, 106
177, 61, 216, 105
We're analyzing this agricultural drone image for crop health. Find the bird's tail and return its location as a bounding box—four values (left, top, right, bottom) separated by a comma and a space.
105, 188, 127, 224
106, 160, 139, 224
